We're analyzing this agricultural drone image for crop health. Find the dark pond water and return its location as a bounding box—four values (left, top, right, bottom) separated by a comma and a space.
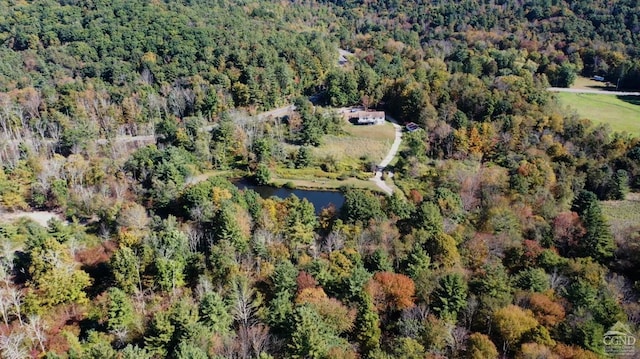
234, 180, 345, 215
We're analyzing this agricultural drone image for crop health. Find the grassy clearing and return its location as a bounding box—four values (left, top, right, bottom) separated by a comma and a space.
189, 120, 397, 193
314, 121, 396, 164
556, 92, 640, 136
273, 166, 380, 189
271, 120, 396, 192
270, 176, 383, 193
601, 192, 640, 236
571, 76, 611, 90
186, 169, 236, 184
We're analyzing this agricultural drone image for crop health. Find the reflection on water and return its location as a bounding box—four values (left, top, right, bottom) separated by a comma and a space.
234, 180, 345, 215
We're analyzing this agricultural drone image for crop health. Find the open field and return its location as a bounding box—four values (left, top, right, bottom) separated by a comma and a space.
314, 121, 396, 164
602, 192, 640, 237
556, 92, 640, 136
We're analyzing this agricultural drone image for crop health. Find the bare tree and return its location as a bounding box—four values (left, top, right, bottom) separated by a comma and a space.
187, 205, 210, 225
448, 325, 469, 357
168, 86, 195, 118
26, 315, 47, 354
236, 328, 251, 359
0, 141, 20, 169
32, 117, 48, 141
147, 93, 168, 120
0, 242, 16, 276
195, 276, 214, 300
132, 288, 153, 317
20, 89, 42, 122
323, 230, 345, 253
549, 269, 569, 291
624, 302, 640, 327
252, 228, 278, 248
237, 323, 270, 359
461, 295, 479, 330
111, 327, 129, 349
399, 305, 430, 338
98, 222, 112, 241
112, 177, 129, 203
0, 289, 10, 326
232, 278, 258, 330
47, 121, 61, 144
355, 230, 374, 256
606, 273, 637, 303
185, 224, 204, 253
8, 288, 23, 326
67, 235, 84, 258
0, 331, 28, 359
117, 202, 150, 232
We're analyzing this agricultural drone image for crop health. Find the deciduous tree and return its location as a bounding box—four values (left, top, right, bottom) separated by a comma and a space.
366, 272, 415, 312
492, 305, 539, 354
466, 333, 498, 359
25, 237, 92, 312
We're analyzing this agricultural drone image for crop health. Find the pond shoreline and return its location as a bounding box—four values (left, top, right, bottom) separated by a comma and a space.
233, 178, 346, 215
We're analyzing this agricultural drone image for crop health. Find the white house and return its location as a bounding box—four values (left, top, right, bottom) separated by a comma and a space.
355, 111, 385, 125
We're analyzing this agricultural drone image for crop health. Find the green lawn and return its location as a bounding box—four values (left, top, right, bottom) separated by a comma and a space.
315, 121, 396, 164
556, 93, 640, 136
571, 76, 611, 90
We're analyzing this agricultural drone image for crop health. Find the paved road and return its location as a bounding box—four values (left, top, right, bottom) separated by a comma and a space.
548, 88, 640, 96
370, 115, 403, 195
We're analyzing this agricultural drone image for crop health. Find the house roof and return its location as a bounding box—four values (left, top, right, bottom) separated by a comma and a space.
355, 111, 385, 118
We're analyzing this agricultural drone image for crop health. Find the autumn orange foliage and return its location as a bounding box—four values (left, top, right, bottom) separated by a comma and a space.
528, 292, 566, 327
366, 272, 416, 312
553, 343, 600, 359
296, 271, 318, 294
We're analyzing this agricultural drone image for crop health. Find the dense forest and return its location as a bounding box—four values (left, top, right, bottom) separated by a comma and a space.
1, 0, 640, 358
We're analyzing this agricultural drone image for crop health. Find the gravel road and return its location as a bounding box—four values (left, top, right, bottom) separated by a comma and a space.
370, 116, 403, 195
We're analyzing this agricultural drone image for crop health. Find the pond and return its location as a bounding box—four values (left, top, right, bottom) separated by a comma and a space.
234, 180, 345, 215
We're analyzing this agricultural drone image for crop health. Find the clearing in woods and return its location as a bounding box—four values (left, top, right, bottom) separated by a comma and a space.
556, 92, 640, 136
602, 192, 640, 238
273, 117, 398, 192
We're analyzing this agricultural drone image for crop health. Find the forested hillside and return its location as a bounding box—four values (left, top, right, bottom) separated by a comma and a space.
1, 0, 640, 358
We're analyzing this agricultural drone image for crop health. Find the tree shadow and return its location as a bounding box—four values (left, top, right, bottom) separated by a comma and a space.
617, 95, 640, 107
583, 83, 615, 90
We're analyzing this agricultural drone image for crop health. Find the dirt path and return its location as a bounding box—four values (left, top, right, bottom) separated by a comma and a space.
0, 210, 64, 226
370, 116, 402, 195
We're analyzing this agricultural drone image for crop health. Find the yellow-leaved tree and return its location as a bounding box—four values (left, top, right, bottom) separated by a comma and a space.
493, 305, 539, 354
25, 237, 92, 313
